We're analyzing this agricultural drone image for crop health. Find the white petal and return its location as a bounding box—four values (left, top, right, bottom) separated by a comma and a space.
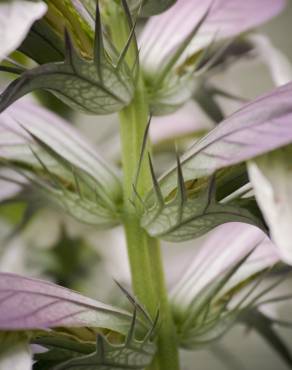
0, 0, 47, 62
248, 146, 292, 264
249, 34, 292, 86
0, 333, 32, 370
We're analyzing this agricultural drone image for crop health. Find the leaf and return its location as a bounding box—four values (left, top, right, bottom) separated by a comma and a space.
0, 332, 32, 370
0, 0, 47, 62
0, 100, 122, 228
0, 272, 140, 335
0, 19, 134, 115
34, 320, 156, 370
248, 145, 292, 265
155, 81, 292, 199
141, 158, 264, 241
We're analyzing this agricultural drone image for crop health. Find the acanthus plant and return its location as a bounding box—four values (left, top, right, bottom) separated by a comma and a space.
0, 0, 292, 369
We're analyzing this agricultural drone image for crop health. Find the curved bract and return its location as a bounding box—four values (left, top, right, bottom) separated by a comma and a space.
0, 1, 136, 115
0, 273, 157, 370
0, 100, 122, 228
0, 35, 134, 115
142, 82, 292, 241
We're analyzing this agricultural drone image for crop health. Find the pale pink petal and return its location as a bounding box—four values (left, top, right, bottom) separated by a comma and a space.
140, 0, 286, 75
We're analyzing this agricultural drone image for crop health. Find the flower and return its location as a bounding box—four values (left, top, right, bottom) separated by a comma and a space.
0, 99, 122, 228
139, 0, 286, 114
170, 222, 280, 348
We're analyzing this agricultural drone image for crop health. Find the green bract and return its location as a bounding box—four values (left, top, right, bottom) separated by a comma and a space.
0, 101, 122, 228
0, 1, 136, 115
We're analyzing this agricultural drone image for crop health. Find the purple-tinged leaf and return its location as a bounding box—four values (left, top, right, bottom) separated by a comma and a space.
139, 0, 286, 75
157, 81, 292, 198
0, 273, 135, 334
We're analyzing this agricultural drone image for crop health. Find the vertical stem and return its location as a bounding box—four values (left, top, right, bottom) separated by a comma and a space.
106, 2, 180, 368
119, 77, 180, 370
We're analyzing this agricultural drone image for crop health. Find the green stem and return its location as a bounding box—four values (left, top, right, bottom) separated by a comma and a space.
106, 3, 180, 368
119, 77, 180, 370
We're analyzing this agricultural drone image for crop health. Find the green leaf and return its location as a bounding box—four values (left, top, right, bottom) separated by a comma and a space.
0, 24, 134, 115
141, 81, 292, 240
0, 332, 32, 370
141, 158, 263, 241
0, 101, 122, 228
34, 320, 157, 370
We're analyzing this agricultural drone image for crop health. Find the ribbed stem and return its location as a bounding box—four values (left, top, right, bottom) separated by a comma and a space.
106, 2, 180, 368
119, 76, 180, 370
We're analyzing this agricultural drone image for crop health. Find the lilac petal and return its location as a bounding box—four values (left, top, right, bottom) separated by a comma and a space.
158, 81, 292, 196
171, 222, 279, 311
139, 0, 286, 75
0, 273, 133, 334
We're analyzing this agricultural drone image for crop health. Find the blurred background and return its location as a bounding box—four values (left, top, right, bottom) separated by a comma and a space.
1, 1, 292, 369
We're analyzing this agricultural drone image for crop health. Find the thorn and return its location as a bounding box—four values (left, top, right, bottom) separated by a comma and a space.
175, 150, 187, 205
116, 3, 139, 69
72, 165, 83, 199
204, 174, 217, 212
64, 28, 75, 65
94, 0, 104, 81
132, 184, 146, 207
154, 3, 212, 87
126, 306, 137, 344
96, 334, 105, 359
114, 279, 153, 324
29, 145, 59, 188
148, 154, 164, 206
133, 116, 152, 191
149, 308, 160, 342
